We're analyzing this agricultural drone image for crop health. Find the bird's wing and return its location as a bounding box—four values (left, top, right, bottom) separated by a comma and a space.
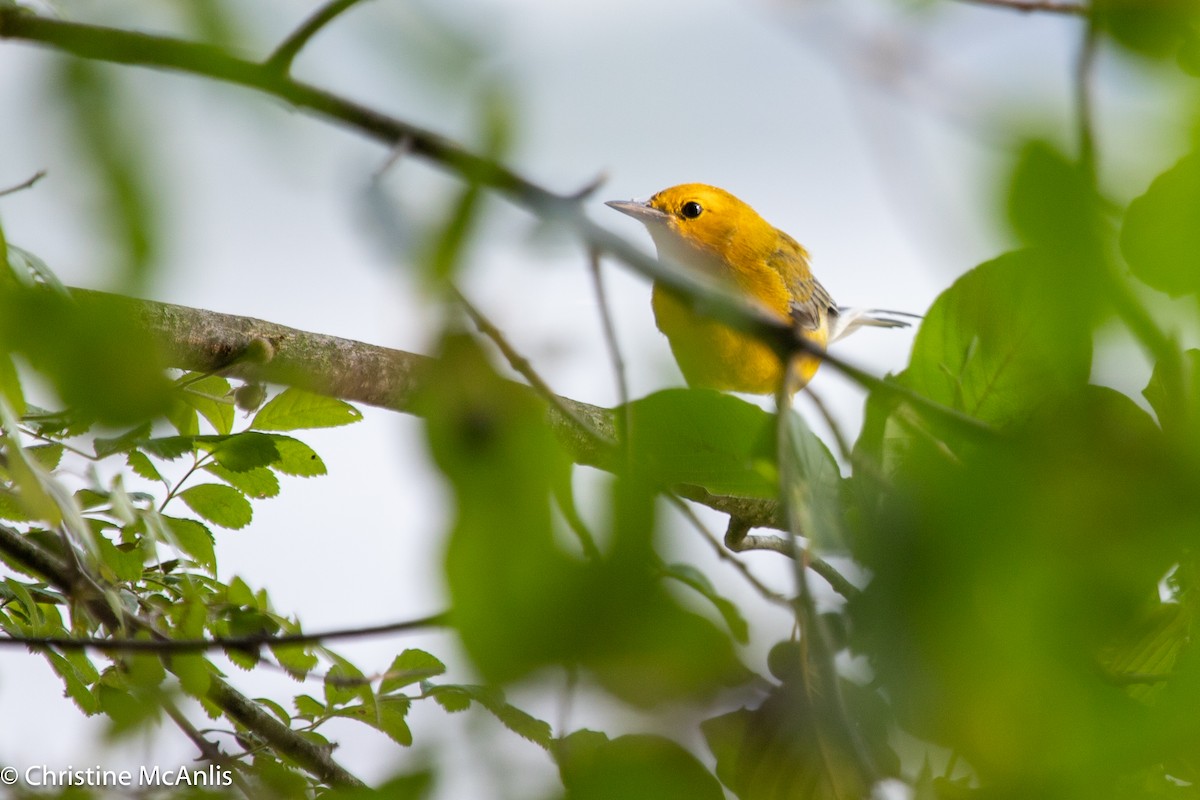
769, 234, 837, 333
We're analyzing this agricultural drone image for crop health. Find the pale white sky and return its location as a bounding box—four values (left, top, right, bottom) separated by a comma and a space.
0, 0, 1182, 796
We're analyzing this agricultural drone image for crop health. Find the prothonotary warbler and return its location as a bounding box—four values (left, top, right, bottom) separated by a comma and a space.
606, 184, 914, 395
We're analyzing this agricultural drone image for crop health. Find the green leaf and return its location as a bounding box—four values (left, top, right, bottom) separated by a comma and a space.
0, 288, 172, 424
557, 731, 724, 800
95, 534, 144, 582
93, 422, 153, 457
271, 642, 318, 680
623, 389, 776, 498
661, 563, 749, 644
783, 409, 845, 550
126, 450, 163, 482
179, 374, 234, 434
162, 515, 216, 570
203, 463, 280, 499
470, 689, 552, 749
199, 432, 280, 472
251, 388, 362, 431
902, 250, 1093, 427
380, 649, 447, 694
167, 653, 212, 699
265, 435, 327, 477
0, 351, 26, 417
294, 694, 327, 720
430, 685, 472, 713
325, 658, 371, 707
1094, 0, 1200, 58
141, 435, 196, 460
335, 697, 413, 746
178, 484, 252, 530
1121, 150, 1200, 298
46, 650, 101, 715
27, 444, 64, 471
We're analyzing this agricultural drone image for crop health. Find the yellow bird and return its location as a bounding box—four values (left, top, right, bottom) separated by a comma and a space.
607, 184, 913, 395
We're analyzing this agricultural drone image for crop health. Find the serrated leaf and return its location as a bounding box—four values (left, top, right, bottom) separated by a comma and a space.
271, 643, 318, 680
126, 450, 163, 482
141, 436, 196, 460
203, 464, 280, 499
93, 422, 153, 457
431, 685, 471, 712
335, 697, 413, 746
199, 432, 280, 472
168, 653, 212, 699
95, 534, 144, 582
178, 484, 252, 530
265, 435, 326, 477
325, 659, 371, 707
294, 694, 327, 720
28, 444, 64, 471
662, 564, 749, 644
167, 398, 199, 436
46, 650, 101, 715
161, 515, 216, 571
380, 649, 447, 694
251, 388, 362, 431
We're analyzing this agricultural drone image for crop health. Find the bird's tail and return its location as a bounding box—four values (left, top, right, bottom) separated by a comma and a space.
829, 308, 921, 343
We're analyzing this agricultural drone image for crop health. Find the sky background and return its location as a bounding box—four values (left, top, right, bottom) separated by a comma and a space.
0, 0, 1188, 796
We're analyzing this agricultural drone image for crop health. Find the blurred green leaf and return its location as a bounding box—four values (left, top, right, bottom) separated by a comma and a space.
623, 389, 776, 498
178, 483, 252, 530
851, 386, 1197, 793
46, 650, 101, 715
251, 387, 362, 431
1121, 150, 1200, 297
557, 731, 724, 800
179, 374, 235, 434
783, 409, 844, 550
661, 563, 750, 644
54, 59, 160, 292
0, 288, 172, 424
335, 697, 413, 746
1094, 0, 1200, 59
0, 351, 26, 417
420, 335, 745, 703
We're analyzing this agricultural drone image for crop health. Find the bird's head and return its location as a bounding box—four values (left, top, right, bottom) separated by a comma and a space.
606, 183, 778, 274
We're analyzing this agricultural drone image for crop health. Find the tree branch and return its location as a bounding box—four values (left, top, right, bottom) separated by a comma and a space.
0, 168, 46, 197
956, 0, 1087, 13
0, 522, 364, 788
264, 0, 372, 75
68, 286, 790, 528
0, 612, 448, 653
0, 9, 990, 438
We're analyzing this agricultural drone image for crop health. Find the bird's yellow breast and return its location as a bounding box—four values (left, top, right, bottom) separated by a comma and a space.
651, 283, 827, 395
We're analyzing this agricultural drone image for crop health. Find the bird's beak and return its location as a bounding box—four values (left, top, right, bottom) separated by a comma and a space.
605, 199, 669, 224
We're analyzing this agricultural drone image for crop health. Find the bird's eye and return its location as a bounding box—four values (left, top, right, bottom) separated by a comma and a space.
680, 201, 703, 219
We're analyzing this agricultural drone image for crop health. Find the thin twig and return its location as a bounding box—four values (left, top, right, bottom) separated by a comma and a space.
263, 0, 372, 74
956, 0, 1087, 13
587, 247, 634, 467
0, 612, 448, 653
775, 388, 879, 787
163, 700, 255, 798
666, 495, 790, 608
451, 284, 616, 450
0, 169, 46, 197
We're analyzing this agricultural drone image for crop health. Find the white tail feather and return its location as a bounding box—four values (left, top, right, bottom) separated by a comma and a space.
829, 308, 920, 343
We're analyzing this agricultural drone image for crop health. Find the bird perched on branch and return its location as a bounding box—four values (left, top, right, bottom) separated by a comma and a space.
607, 184, 914, 396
